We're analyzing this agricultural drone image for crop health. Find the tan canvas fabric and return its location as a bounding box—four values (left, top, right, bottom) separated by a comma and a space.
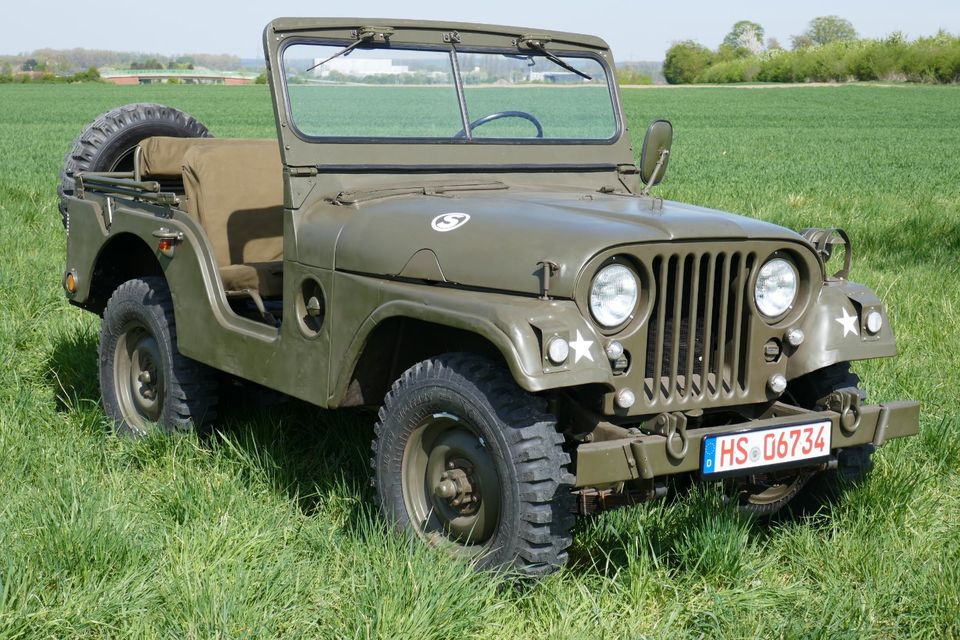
219, 262, 284, 297
179, 140, 285, 294
138, 137, 212, 177
138, 137, 281, 178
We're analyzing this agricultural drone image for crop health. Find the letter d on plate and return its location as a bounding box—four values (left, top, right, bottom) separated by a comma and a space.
431, 212, 471, 232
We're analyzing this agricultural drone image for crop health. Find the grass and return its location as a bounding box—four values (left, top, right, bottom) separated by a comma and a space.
0, 82, 958, 638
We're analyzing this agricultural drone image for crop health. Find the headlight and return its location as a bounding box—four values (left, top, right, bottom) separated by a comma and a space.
755, 258, 798, 319
590, 264, 638, 328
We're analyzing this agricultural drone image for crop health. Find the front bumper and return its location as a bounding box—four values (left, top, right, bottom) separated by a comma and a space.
574, 400, 920, 488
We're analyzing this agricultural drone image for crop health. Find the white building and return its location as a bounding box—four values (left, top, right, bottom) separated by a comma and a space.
315, 58, 409, 78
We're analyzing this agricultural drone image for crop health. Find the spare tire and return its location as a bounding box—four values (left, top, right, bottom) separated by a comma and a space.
58, 103, 210, 229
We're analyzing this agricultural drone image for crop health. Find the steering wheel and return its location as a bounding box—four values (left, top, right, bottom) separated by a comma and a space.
454, 111, 544, 139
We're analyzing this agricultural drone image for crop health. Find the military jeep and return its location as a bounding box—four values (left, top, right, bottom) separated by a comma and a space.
59, 18, 919, 576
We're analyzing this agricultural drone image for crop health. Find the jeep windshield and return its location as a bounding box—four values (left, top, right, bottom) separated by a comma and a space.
281, 42, 618, 142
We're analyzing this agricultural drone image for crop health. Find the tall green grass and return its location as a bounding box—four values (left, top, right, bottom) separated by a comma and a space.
0, 83, 958, 637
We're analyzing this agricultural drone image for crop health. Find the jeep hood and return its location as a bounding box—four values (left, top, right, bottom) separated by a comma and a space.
320, 189, 809, 299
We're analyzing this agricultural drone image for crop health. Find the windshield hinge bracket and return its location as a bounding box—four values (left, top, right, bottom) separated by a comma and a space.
515, 34, 553, 48
442, 31, 461, 44
353, 26, 394, 41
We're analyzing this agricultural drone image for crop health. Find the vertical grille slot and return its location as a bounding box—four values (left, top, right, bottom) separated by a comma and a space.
643, 248, 752, 406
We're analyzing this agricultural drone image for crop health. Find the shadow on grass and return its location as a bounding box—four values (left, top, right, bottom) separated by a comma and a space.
566, 477, 850, 581
212, 381, 377, 529
46, 329, 377, 531
46, 328, 100, 412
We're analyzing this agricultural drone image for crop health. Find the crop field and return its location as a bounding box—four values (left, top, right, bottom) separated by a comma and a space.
0, 83, 958, 638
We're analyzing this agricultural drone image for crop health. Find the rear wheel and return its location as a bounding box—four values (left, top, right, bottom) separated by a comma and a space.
99, 277, 217, 436
59, 103, 209, 229
372, 354, 575, 577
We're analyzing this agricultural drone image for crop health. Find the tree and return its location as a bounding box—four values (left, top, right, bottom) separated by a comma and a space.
723, 21, 765, 55
767, 37, 783, 51
805, 16, 858, 45
663, 41, 714, 84
790, 34, 815, 50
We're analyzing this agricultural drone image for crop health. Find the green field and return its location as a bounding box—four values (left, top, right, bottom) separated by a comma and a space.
1, 83, 958, 638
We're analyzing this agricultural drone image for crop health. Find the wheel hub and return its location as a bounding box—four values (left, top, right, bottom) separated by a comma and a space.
403, 413, 501, 549
433, 460, 480, 515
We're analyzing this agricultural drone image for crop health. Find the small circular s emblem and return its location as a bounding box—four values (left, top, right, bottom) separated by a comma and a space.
431, 212, 471, 232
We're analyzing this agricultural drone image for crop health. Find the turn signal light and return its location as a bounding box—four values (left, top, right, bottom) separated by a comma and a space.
64, 271, 77, 294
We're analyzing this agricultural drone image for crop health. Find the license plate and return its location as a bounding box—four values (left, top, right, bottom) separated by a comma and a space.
701, 420, 832, 478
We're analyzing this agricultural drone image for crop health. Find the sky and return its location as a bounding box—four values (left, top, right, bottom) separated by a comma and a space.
5, 0, 958, 61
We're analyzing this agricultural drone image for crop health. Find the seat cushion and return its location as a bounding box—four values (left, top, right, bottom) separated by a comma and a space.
219, 262, 284, 297
180, 140, 284, 269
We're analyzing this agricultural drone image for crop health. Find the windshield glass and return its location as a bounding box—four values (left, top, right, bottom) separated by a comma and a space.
456, 52, 615, 140
282, 42, 618, 142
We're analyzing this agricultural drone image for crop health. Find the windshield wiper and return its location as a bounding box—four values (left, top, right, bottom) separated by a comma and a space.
305, 26, 394, 74
518, 37, 593, 81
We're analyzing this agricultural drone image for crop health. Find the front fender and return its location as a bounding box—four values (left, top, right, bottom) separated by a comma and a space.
786, 280, 897, 379
330, 276, 614, 404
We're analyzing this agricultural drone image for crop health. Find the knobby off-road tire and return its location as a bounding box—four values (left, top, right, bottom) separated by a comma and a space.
58, 103, 209, 229
790, 362, 875, 506
372, 354, 575, 577
99, 277, 217, 436
729, 362, 873, 516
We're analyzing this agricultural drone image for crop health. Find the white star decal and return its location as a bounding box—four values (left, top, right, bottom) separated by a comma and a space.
569, 330, 594, 363
835, 307, 859, 337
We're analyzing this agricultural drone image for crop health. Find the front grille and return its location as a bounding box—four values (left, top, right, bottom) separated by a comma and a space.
641, 249, 755, 406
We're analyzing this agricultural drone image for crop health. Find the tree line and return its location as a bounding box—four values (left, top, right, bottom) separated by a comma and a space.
664, 16, 960, 84
0, 66, 101, 84
0, 49, 244, 75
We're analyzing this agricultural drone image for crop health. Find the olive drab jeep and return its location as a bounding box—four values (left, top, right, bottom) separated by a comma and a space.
59, 18, 920, 577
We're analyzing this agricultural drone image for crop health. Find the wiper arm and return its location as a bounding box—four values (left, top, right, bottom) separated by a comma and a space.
304, 26, 394, 74
305, 40, 366, 74
520, 38, 593, 81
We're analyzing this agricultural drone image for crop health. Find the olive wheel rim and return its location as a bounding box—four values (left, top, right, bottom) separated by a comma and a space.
738, 470, 815, 507
113, 320, 165, 433
107, 146, 138, 173
401, 412, 502, 553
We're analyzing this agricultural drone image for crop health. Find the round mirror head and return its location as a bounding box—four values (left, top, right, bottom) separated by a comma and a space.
639, 119, 673, 186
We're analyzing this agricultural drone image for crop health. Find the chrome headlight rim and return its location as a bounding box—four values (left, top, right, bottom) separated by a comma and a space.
754, 256, 800, 321
589, 262, 640, 330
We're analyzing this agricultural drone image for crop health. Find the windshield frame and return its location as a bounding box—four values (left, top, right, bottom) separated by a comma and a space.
278, 37, 622, 146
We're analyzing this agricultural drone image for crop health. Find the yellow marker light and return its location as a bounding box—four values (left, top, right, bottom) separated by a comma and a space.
64, 271, 77, 294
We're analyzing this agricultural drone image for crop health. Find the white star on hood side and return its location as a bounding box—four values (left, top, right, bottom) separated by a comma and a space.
836, 307, 859, 337
569, 330, 594, 363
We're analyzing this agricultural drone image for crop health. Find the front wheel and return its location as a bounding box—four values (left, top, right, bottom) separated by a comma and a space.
99, 277, 217, 436
372, 354, 575, 577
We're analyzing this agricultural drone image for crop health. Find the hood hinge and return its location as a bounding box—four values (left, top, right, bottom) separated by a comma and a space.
287, 166, 318, 178
617, 163, 641, 195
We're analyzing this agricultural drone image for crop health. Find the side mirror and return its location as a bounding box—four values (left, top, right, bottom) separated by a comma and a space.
639, 119, 673, 190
